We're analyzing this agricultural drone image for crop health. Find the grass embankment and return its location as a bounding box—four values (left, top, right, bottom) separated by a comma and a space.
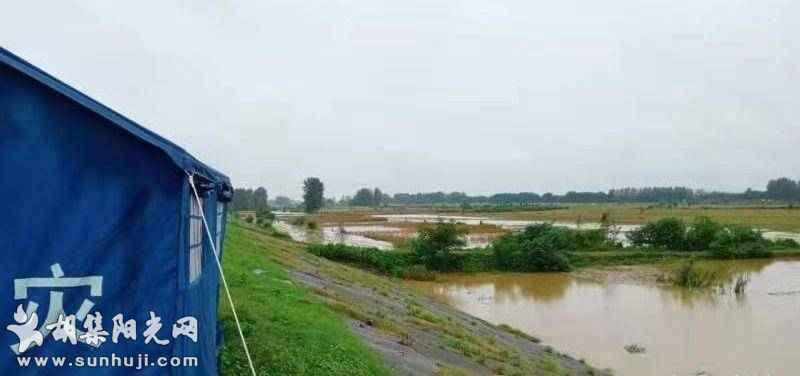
224, 221, 602, 376
218, 223, 390, 376
486, 203, 800, 232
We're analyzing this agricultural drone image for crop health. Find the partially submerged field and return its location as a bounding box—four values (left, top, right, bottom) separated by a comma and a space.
219, 221, 604, 375
311, 204, 800, 232
479, 203, 800, 232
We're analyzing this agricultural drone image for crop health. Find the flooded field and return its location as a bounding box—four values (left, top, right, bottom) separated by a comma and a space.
272, 221, 395, 250
276, 213, 800, 250
410, 259, 800, 375
377, 214, 800, 243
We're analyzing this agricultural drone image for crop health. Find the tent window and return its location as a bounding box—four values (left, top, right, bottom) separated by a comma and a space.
215, 203, 225, 257
189, 196, 204, 283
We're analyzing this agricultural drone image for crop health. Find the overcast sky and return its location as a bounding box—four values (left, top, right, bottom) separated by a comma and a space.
2, 1, 798, 198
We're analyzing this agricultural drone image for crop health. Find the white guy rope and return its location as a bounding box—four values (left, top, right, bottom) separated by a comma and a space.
188, 174, 257, 376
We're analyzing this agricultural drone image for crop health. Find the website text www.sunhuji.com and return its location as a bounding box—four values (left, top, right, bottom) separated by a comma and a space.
16, 353, 198, 369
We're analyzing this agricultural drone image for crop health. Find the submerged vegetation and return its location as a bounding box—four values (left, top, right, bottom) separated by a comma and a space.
668, 261, 722, 289
664, 260, 753, 295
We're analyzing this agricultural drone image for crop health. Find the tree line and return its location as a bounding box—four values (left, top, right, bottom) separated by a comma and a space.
231, 176, 800, 213
230, 187, 269, 212
355, 177, 800, 206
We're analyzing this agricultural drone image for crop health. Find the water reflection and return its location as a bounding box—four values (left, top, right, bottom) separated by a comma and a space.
428, 273, 574, 304
411, 259, 800, 376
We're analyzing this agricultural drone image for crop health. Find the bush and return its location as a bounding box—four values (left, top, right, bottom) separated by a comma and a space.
571, 229, 610, 249
629, 217, 783, 256
411, 223, 468, 271
709, 226, 764, 251
773, 238, 800, 249
492, 225, 572, 272
307, 244, 493, 277
511, 223, 609, 252
458, 251, 494, 272
685, 217, 722, 251
307, 244, 414, 275
627, 218, 687, 250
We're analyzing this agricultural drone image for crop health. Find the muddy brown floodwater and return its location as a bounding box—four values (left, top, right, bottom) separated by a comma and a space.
410, 259, 800, 376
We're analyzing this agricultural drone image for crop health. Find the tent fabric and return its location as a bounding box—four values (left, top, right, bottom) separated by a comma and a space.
0, 47, 229, 375
0, 48, 231, 189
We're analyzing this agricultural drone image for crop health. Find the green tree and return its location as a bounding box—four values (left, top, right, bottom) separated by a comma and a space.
766, 177, 799, 201
302, 177, 324, 213
273, 195, 294, 210
352, 188, 374, 206
253, 187, 269, 212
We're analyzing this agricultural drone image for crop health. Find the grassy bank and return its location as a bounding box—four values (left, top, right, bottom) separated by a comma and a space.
222, 221, 603, 375
219, 223, 390, 375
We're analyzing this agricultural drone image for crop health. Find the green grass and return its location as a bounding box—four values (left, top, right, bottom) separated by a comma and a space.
497, 324, 541, 343
219, 222, 391, 376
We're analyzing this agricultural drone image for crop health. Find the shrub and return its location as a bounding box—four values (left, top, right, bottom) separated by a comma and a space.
492, 235, 529, 271
685, 216, 722, 251
458, 251, 494, 272
709, 226, 764, 251
773, 238, 800, 249
513, 223, 608, 252
307, 244, 414, 275
627, 218, 687, 250
571, 229, 610, 249
411, 223, 468, 271
492, 225, 572, 272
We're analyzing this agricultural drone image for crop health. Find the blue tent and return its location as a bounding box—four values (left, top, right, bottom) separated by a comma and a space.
0, 48, 232, 375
